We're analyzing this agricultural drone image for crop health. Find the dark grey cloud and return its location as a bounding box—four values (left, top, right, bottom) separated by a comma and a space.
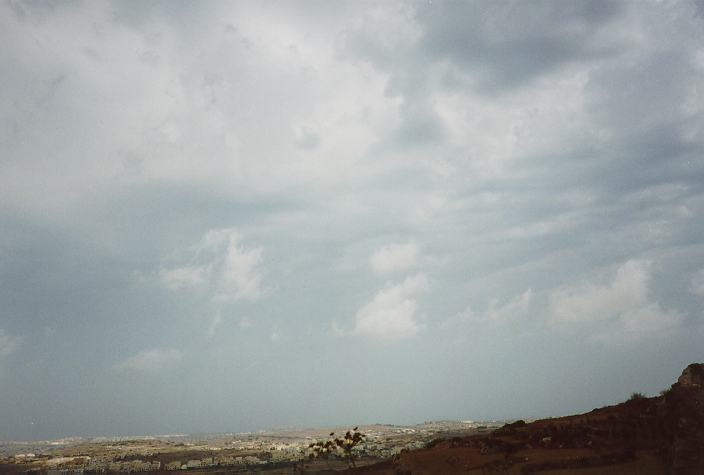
416, 0, 623, 91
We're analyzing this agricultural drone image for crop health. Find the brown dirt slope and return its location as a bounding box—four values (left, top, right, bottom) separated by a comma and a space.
353, 363, 704, 475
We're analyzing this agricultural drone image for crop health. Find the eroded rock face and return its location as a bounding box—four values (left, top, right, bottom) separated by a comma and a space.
677, 363, 704, 388
666, 363, 704, 472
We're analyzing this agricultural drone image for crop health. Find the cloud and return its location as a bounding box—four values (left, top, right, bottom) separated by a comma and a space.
113, 348, 183, 373
690, 269, 704, 298
294, 126, 321, 150
486, 289, 534, 324
239, 316, 253, 330
159, 265, 211, 291
370, 241, 420, 274
0, 329, 22, 359
442, 289, 533, 330
353, 273, 428, 340
208, 312, 251, 337
208, 311, 223, 338
215, 233, 264, 301
549, 260, 681, 339
415, 1, 623, 91
441, 306, 476, 330
343, 1, 623, 96
159, 228, 265, 302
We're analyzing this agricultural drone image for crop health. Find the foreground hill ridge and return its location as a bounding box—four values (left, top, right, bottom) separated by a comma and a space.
354, 363, 704, 474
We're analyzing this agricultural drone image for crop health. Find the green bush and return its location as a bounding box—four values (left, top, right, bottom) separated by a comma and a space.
628, 392, 646, 401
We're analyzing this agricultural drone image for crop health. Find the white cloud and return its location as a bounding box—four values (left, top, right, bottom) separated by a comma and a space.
208, 312, 223, 338
158, 228, 265, 302
331, 320, 347, 337
486, 289, 534, 324
239, 316, 253, 330
550, 260, 650, 323
353, 273, 428, 340
370, 241, 420, 274
442, 289, 533, 330
441, 305, 475, 330
549, 260, 681, 340
215, 235, 264, 302
690, 269, 704, 298
159, 265, 211, 291
113, 348, 182, 373
0, 329, 22, 359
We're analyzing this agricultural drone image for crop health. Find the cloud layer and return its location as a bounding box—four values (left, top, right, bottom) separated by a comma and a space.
113, 348, 183, 373
1, 0, 703, 440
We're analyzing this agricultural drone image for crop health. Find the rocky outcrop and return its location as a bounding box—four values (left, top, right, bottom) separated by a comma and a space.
663, 363, 704, 473
677, 363, 704, 388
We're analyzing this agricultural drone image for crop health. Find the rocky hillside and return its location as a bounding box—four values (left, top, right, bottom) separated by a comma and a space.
355, 363, 704, 474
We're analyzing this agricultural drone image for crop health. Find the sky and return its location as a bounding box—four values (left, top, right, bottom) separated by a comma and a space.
1, 0, 704, 441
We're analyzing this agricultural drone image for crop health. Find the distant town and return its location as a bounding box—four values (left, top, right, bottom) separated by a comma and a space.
0, 420, 503, 474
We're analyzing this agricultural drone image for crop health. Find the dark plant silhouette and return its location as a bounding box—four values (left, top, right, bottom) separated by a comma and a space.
308, 427, 366, 468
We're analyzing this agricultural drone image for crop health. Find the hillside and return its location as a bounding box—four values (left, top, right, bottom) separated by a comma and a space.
354, 363, 704, 474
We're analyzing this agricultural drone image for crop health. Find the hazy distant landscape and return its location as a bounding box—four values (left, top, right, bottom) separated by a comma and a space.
0, 420, 503, 473
0, 421, 501, 457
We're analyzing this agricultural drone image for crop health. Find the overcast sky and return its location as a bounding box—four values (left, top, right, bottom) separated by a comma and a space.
2, 0, 704, 441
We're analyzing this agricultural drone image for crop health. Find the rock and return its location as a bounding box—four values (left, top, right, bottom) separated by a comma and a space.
677, 363, 704, 388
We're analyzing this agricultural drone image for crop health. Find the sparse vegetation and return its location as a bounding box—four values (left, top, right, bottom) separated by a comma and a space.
308, 427, 366, 468
628, 392, 646, 401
